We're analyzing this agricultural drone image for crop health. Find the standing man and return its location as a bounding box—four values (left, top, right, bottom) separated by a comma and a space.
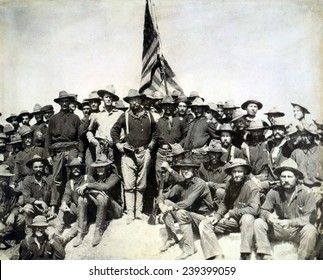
184, 98, 218, 164
86, 85, 122, 161
45, 91, 83, 202
17, 110, 32, 127
199, 158, 260, 260
30, 104, 47, 148
254, 159, 318, 260
157, 158, 213, 260
6, 114, 20, 132
111, 89, 157, 224
40, 105, 55, 127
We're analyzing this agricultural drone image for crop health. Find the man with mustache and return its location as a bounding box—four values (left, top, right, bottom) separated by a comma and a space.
199, 158, 260, 260
45, 91, 83, 203
21, 155, 57, 237
254, 159, 318, 260
157, 158, 213, 260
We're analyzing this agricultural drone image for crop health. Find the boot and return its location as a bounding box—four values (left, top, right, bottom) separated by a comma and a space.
73, 200, 88, 247
125, 192, 135, 224
92, 203, 107, 247
135, 191, 148, 221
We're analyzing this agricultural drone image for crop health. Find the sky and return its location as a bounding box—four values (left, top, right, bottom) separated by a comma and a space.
0, 0, 322, 124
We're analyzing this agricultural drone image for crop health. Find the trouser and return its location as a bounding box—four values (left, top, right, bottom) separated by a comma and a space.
254, 218, 318, 259
155, 148, 171, 185
0, 214, 25, 239
85, 146, 96, 176
163, 201, 206, 255
199, 214, 255, 259
77, 193, 107, 234
52, 147, 79, 202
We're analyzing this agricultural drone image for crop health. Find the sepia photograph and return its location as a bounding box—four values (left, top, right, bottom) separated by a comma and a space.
0, 0, 322, 264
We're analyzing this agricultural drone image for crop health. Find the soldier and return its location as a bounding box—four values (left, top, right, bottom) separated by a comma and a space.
30, 104, 47, 148
17, 110, 32, 127
254, 159, 318, 260
5, 114, 20, 132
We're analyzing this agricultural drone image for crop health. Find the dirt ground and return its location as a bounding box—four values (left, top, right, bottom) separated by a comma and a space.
0, 215, 298, 260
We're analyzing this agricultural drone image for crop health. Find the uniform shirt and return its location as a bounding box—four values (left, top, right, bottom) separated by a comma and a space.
0, 186, 21, 220
291, 144, 323, 187
62, 175, 95, 206
260, 184, 316, 227
45, 110, 83, 156
221, 144, 248, 163
215, 178, 260, 221
156, 115, 187, 146
184, 116, 218, 150
87, 108, 123, 141
22, 174, 57, 207
157, 176, 213, 215
198, 161, 229, 191
111, 110, 157, 148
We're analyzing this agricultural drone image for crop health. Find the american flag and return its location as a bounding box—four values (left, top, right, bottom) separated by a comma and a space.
139, 0, 183, 94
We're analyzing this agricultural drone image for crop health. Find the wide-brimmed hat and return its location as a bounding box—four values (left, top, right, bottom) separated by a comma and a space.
291, 103, 310, 114
5, 114, 18, 123
91, 154, 113, 168
171, 90, 181, 99
224, 158, 252, 175
215, 123, 236, 136
264, 107, 285, 117
18, 125, 34, 137
190, 97, 209, 108
241, 98, 263, 110
4, 124, 14, 135
26, 155, 48, 169
0, 165, 14, 177
231, 109, 248, 122
160, 95, 175, 105
169, 143, 188, 157
175, 158, 200, 168
188, 91, 204, 102
114, 100, 128, 111
54, 90, 75, 103
246, 120, 266, 130
153, 90, 164, 100
207, 140, 224, 153
66, 158, 85, 168
87, 91, 101, 102
123, 89, 146, 103
29, 215, 48, 227
97, 85, 119, 101
78, 99, 90, 110
0, 133, 8, 141
17, 110, 33, 122
274, 158, 304, 179
270, 117, 287, 129
207, 102, 218, 112
223, 99, 239, 109
40, 105, 54, 113
176, 95, 191, 105
216, 101, 224, 107
31, 104, 43, 116
9, 134, 22, 145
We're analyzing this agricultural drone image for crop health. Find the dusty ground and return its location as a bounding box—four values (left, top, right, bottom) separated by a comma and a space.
0, 215, 298, 260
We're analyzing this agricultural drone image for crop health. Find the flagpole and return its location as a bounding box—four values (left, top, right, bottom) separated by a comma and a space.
149, 0, 169, 96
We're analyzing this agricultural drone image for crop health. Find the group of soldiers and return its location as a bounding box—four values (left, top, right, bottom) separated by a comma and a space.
0, 85, 322, 260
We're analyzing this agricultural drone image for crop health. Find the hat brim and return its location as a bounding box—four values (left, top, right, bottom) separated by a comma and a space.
9, 140, 22, 145
17, 113, 33, 122
66, 163, 86, 168
54, 96, 75, 104
175, 163, 200, 168
291, 103, 310, 114
97, 90, 119, 101
26, 158, 48, 169
224, 163, 252, 175
0, 173, 15, 177
123, 94, 146, 103
246, 126, 266, 131
207, 148, 223, 153
274, 166, 304, 179
29, 222, 48, 227
215, 129, 236, 136
264, 112, 284, 117
241, 100, 263, 110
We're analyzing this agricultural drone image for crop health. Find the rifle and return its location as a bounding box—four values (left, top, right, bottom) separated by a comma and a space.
148, 170, 166, 225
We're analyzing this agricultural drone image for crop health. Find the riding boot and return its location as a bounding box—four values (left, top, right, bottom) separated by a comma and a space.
73, 201, 87, 247
124, 191, 135, 224
92, 203, 107, 247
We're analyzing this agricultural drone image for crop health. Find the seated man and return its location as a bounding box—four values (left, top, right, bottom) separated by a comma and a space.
21, 155, 57, 237
19, 215, 65, 260
55, 158, 96, 245
254, 159, 318, 260
0, 165, 24, 248
199, 158, 260, 260
73, 154, 122, 247
157, 158, 213, 260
